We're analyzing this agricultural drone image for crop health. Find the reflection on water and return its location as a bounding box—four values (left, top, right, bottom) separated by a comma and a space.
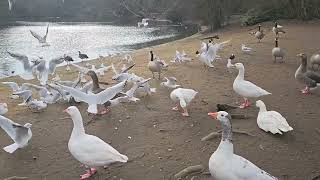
0, 22, 196, 78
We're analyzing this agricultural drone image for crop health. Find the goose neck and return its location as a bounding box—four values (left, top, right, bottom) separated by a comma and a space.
236, 68, 245, 80
70, 113, 85, 138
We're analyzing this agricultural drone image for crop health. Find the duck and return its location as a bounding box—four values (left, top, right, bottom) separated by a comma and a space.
254, 25, 265, 43
64, 106, 128, 179
272, 38, 285, 63
0, 103, 8, 115
207, 111, 278, 180
170, 88, 198, 117
78, 51, 89, 60
272, 22, 285, 37
160, 77, 181, 89
295, 53, 320, 95
232, 63, 271, 108
256, 100, 293, 134
148, 51, 164, 79
310, 53, 320, 70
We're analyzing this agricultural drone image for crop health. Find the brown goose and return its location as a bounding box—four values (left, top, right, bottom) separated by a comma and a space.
295, 53, 320, 95
147, 51, 164, 79
272, 38, 285, 63
254, 25, 265, 43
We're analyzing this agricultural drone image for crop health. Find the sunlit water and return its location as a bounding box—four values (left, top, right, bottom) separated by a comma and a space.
0, 22, 196, 78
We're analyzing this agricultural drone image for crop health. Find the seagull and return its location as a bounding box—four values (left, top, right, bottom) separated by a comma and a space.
71, 63, 111, 76
56, 81, 127, 114
172, 50, 192, 63
0, 103, 8, 115
227, 54, 235, 73
30, 24, 50, 46
23, 83, 61, 104
111, 63, 136, 82
64, 106, 128, 179
241, 44, 252, 54
0, 115, 32, 153
78, 51, 89, 61
161, 77, 181, 89
196, 40, 230, 68
8, 0, 15, 11
7, 51, 40, 80
13, 90, 47, 112
123, 54, 134, 64
35, 57, 65, 85
2, 82, 29, 100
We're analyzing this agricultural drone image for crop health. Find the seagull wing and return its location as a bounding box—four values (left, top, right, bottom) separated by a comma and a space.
57, 81, 126, 105
7, 51, 31, 70
2, 82, 19, 92
0, 115, 21, 141
30, 30, 43, 42
23, 83, 49, 98
49, 57, 64, 74
43, 24, 49, 41
13, 90, 33, 103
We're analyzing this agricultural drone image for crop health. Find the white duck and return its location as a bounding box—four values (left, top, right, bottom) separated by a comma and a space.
256, 100, 293, 134
232, 63, 271, 108
0, 103, 8, 115
161, 77, 181, 89
207, 111, 278, 180
170, 88, 197, 117
64, 106, 128, 179
0, 115, 32, 153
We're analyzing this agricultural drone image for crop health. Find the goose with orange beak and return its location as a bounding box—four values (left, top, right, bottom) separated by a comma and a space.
207, 111, 278, 180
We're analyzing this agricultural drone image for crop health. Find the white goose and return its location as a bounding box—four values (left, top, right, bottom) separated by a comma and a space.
207, 111, 278, 180
232, 63, 271, 108
256, 100, 293, 134
170, 88, 197, 117
64, 106, 128, 179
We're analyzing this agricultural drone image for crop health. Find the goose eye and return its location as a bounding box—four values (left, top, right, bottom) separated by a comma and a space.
221, 114, 224, 117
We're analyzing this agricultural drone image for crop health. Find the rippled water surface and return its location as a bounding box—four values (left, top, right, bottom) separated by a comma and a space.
0, 22, 195, 77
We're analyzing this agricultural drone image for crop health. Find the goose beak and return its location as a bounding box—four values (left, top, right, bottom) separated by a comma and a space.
208, 112, 218, 119
63, 109, 68, 113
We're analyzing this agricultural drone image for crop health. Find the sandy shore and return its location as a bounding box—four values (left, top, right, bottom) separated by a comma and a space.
1, 20, 320, 180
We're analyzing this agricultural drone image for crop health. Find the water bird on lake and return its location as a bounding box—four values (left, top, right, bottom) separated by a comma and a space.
232, 63, 271, 108
207, 111, 278, 180
30, 24, 50, 46
256, 100, 293, 134
0, 115, 32, 153
295, 53, 320, 95
64, 106, 128, 179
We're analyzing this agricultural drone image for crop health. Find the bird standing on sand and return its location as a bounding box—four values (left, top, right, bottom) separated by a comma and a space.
207, 111, 278, 180
148, 51, 164, 79
272, 38, 285, 63
232, 63, 271, 108
64, 106, 128, 179
170, 88, 198, 117
295, 53, 320, 95
254, 25, 265, 43
272, 22, 286, 37
0, 115, 32, 153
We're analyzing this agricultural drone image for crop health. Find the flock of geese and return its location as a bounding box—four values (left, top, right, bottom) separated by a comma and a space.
0, 21, 319, 180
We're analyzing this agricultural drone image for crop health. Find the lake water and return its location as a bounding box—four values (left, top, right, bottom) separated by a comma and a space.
0, 22, 196, 77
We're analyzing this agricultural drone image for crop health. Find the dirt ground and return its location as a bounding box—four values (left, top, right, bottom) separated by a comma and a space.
1, 20, 320, 180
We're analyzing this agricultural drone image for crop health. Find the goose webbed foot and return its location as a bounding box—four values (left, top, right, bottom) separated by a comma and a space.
300, 87, 311, 95
239, 100, 250, 109
80, 168, 97, 180
181, 109, 189, 117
